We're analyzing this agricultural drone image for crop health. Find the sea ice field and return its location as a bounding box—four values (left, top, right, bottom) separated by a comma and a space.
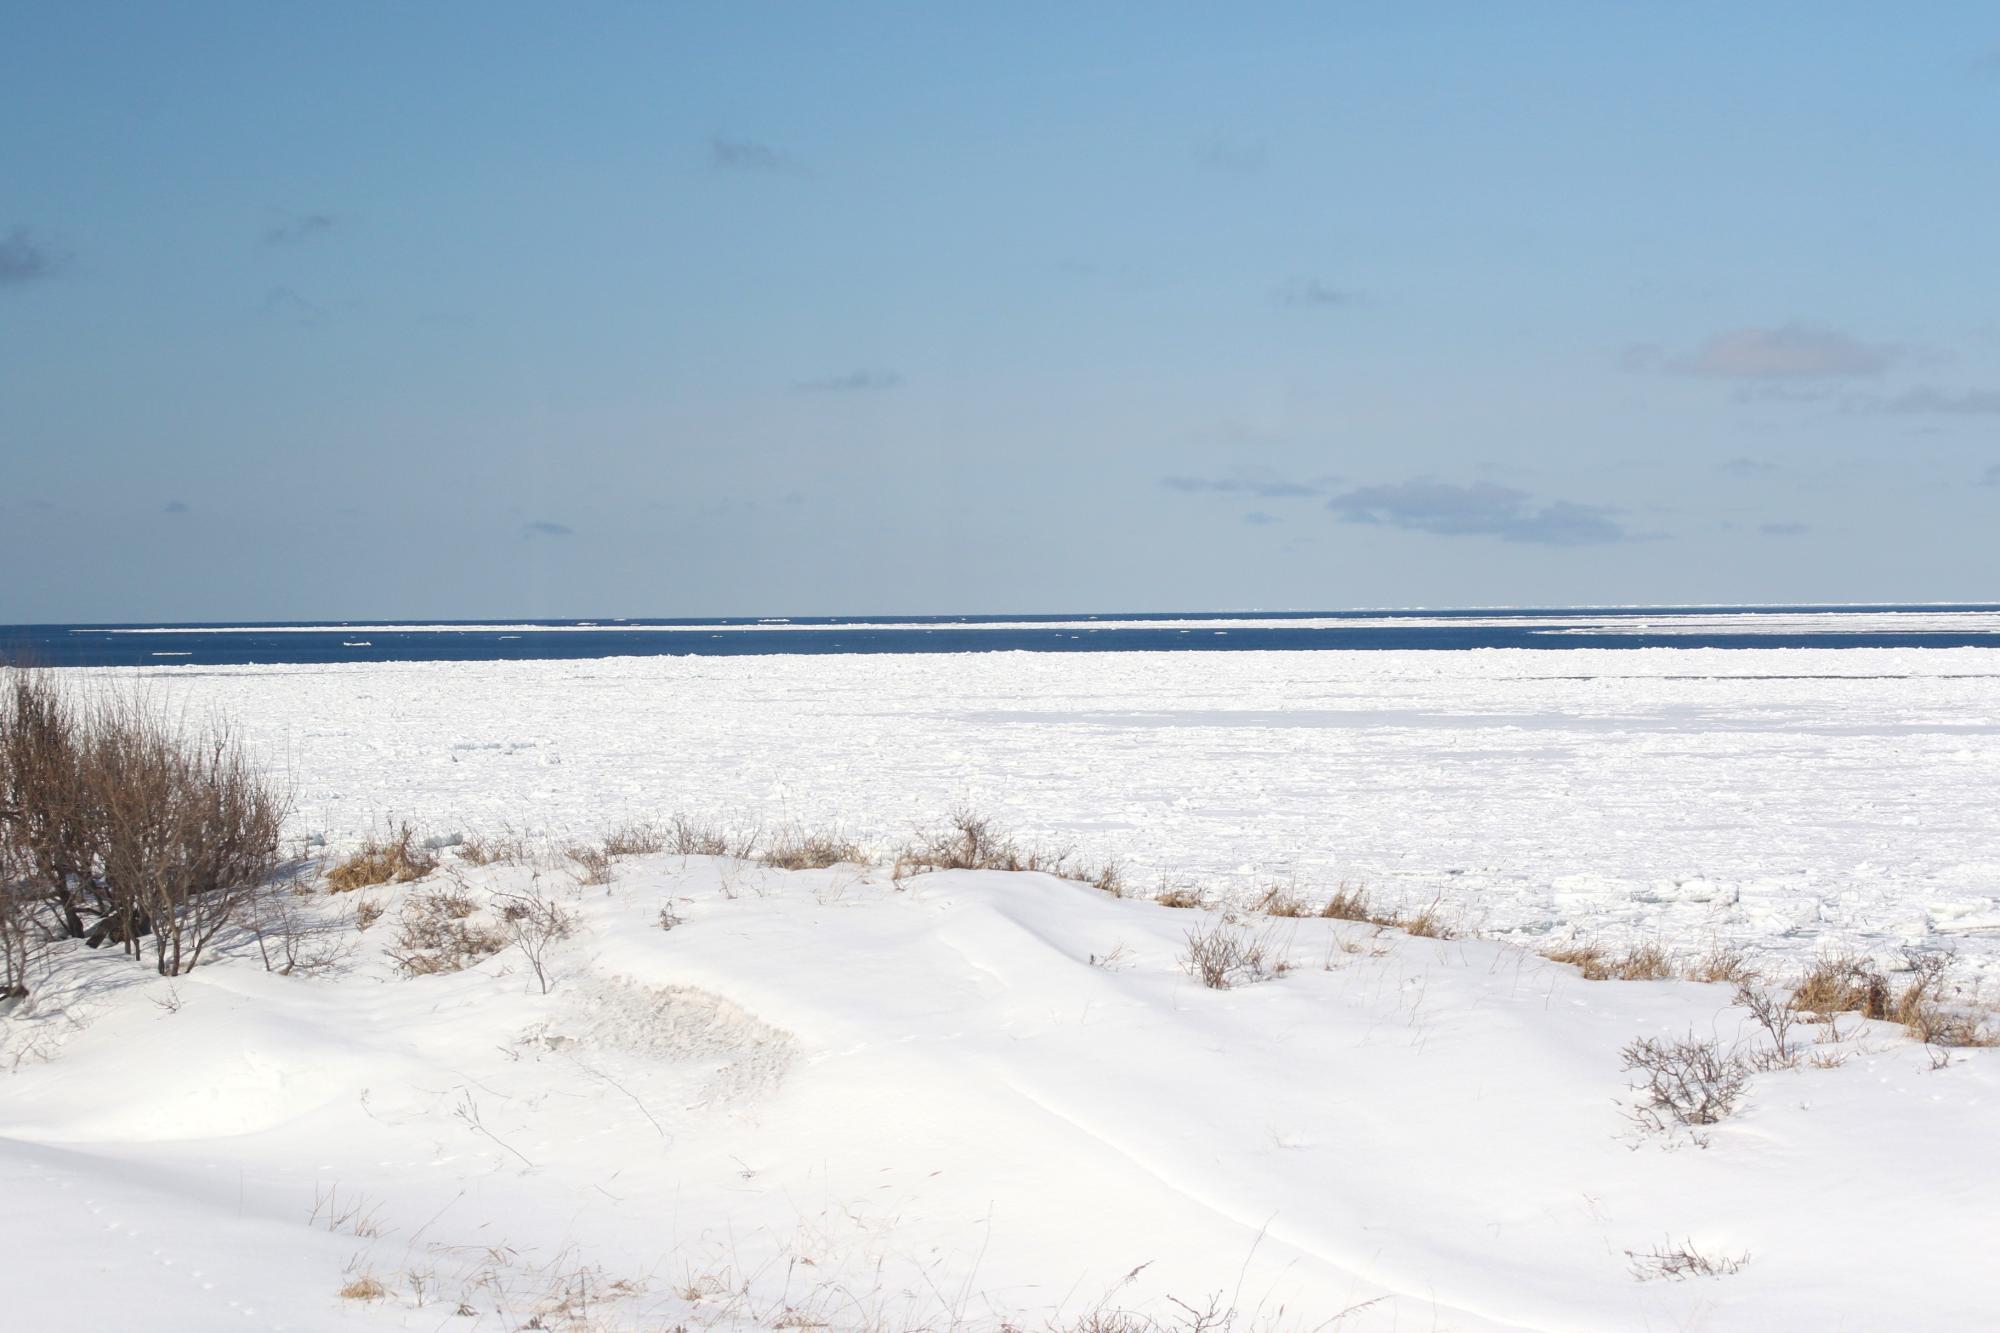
97, 645, 2000, 992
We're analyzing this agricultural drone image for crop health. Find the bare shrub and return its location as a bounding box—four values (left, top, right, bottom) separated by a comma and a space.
1621, 1034, 1749, 1132
1627, 1240, 1748, 1281
666, 814, 752, 859
353, 897, 384, 931
1180, 918, 1282, 990
1733, 981, 1802, 1069
85, 694, 287, 976
1, 854, 38, 1004
601, 820, 666, 857
1889, 949, 1999, 1048
892, 807, 1121, 894
758, 827, 866, 871
326, 824, 437, 892
249, 885, 354, 977
388, 887, 507, 977
0, 669, 103, 941
566, 843, 615, 886
496, 887, 576, 994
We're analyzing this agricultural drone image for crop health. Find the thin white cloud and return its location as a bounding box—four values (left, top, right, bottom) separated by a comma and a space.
1655, 323, 1900, 380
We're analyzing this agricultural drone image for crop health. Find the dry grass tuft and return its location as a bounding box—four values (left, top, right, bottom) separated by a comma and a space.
457, 831, 532, 867
1627, 1241, 1749, 1281
566, 843, 616, 885
1154, 885, 1205, 910
665, 815, 755, 859
1317, 883, 1375, 922
1791, 952, 1891, 1019
1544, 939, 1677, 981
1253, 884, 1311, 918
758, 827, 867, 871
892, 808, 1121, 895
338, 1275, 389, 1301
601, 820, 667, 857
387, 886, 507, 977
326, 824, 437, 892
1685, 944, 1756, 986
1399, 899, 1456, 940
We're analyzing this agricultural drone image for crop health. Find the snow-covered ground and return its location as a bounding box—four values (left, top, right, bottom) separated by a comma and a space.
9, 647, 2000, 1330
5, 856, 1996, 1332
79, 647, 2000, 991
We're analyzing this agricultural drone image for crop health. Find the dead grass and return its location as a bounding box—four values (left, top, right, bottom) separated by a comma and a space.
665, 815, 755, 859
1542, 939, 1677, 981
1180, 917, 1285, 989
1154, 885, 1205, 910
338, 1275, 389, 1301
1627, 1240, 1749, 1281
757, 827, 867, 871
566, 843, 616, 885
1684, 944, 1756, 986
1317, 884, 1376, 922
892, 808, 1123, 896
1398, 899, 1456, 940
601, 820, 667, 857
1783, 949, 1997, 1048
387, 886, 507, 977
326, 824, 438, 892
458, 832, 531, 866
1253, 883, 1311, 918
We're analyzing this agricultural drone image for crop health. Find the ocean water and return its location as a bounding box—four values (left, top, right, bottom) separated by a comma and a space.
8, 605, 2000, 667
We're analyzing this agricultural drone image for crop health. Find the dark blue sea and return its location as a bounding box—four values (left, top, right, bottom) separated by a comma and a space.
7, 606, 2000, 667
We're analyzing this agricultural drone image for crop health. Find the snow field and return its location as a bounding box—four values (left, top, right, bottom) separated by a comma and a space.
4, 854, 1996, 1331
80, 646, 2000, 993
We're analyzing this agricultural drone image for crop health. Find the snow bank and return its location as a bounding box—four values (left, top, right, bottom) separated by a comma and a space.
3, 857, 1994, 1330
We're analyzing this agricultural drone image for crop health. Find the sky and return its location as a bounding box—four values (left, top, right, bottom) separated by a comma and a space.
3, 3, 1998, 621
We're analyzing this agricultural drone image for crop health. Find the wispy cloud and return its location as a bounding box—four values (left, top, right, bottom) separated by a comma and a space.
263, 212, 335, 246
1241, 510, 1280, 526
1719, 457, 1782, 479
0, 227, 64, 287
1637, 323, 1900, 380
523, 519, 574, 537
1162, 473, 1325, 499
1759, 521, 1809, 537
163, 499, 191, 514
1325, 479, 1636, 546
1276, 277, 1357, 309
261, 286, 327, 327
1982, 464, 2000, 487
794, 369, 902, 393
709, 136, 798, 174
1870, 386, 2000, 416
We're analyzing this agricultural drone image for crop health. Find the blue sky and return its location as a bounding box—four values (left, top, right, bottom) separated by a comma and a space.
3, 3, 1997, 620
